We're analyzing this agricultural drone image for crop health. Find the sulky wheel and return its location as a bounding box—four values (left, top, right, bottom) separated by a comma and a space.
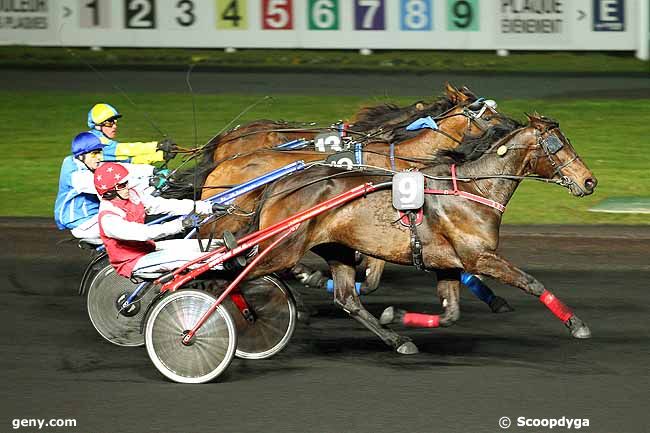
86, 264, 157, 347
226, 276, 297, 360
145, 290, 237, 384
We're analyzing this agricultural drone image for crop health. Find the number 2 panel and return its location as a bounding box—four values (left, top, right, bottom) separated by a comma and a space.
400, 0, 432, 31
354, 0, 385, 31
125, 0, 156, 29
216, 0, 248, 29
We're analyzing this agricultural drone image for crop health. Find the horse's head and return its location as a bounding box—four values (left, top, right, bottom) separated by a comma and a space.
518, 114, 597, 196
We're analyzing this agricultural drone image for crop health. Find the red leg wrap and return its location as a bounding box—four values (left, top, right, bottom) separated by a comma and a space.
539, 290, 574, 323
402, 312, 440, 328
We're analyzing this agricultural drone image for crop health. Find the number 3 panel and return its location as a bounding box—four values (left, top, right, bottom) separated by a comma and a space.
400, 0, 432, 31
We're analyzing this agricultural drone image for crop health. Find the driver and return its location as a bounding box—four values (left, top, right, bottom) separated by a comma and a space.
94, 162, 226, 278
54, 132, 154, 243
87, 103, 178, 164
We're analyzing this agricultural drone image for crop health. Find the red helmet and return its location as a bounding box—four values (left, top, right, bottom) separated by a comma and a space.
94, 162, 130, 197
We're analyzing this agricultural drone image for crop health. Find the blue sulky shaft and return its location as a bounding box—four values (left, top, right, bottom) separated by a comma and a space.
275, 138, 308, 149
147, 160, 306, 225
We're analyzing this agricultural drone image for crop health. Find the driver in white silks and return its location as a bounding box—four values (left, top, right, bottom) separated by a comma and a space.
94, 162, 225, 279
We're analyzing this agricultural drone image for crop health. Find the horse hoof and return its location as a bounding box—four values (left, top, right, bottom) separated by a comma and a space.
379, 306, 395, 325
396, 341, 419, 355
567, 316, 592, 339
489, 296, 515, 313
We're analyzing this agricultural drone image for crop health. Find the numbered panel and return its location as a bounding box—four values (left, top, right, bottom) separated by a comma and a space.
447, 0, 479, 31
400, 0, 432, 31
216, 0, 248, 29
392, 172, 425, 211
174, 0, 197, 27
325, 151, 355, 170
354, 0, 386, 31
79, 0, 111, 28
314, 133, 345, 152
308, 0, 339, 30
262, 0, 293, 30
124, 0, 157, 29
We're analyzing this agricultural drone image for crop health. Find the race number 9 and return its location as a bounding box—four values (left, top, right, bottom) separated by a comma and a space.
262, 0, 293, 30
400, 0, 432, 31
216, 0, 248, 29
125, 0, 156, 29
392, 172, 424, 210
447, 0, 479, 31
354, 0, 385, 30
80, 0, 110, 28
308, 0, 339, 30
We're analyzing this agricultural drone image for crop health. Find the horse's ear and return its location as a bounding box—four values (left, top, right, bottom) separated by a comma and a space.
526, 112, 544, 128
444, 82, 462, 103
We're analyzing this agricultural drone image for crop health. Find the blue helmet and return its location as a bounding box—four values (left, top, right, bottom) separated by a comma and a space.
72, 132, 104, 157
87, 103, 122, 129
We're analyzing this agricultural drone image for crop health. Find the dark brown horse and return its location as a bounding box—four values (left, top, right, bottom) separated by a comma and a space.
230, 114, 597, 354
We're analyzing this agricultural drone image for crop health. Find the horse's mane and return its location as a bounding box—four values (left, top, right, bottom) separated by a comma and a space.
351, 90, 478, 140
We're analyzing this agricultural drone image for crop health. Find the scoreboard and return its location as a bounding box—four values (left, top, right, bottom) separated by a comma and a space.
0, 0, 647, 59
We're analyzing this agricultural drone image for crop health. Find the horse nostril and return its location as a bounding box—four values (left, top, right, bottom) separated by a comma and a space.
584, 178, 597, 191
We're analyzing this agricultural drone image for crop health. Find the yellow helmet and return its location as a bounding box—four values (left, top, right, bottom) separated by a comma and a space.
87, 103, 122, 129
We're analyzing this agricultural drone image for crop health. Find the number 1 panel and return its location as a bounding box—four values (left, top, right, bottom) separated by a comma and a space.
354, 0, 386, 31
79, 0, 111, 28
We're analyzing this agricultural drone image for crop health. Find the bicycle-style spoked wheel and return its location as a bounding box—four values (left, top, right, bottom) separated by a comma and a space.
145, 290, 237, 384
227, 276, 297, 360
87, 264, 157, 347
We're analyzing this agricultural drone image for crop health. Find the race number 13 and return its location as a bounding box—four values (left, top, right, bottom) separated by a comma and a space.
216, 0, 248, 29
308, 0, 339, 30
262, 0, 293, 30
400, 0, 432, 31
447, 0, 479, 31
354, 0, 386, 30
125, 0, 156, 29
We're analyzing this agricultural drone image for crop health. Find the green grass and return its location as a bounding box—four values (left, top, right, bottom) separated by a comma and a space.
1, 46, 648, 74
0, 92, 648, 224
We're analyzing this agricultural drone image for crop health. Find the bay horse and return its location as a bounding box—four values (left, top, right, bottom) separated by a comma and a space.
203, 83, 478, 165
229, 114, 597, 354
185, 89, 517, 313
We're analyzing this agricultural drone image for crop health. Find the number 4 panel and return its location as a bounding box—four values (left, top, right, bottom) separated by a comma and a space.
216, 0, 248, 29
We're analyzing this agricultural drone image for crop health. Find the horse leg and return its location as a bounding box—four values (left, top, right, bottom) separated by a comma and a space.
359, 257, 386, 294
313, 245, 418, 355
460, 272, 514, 313
469, 252, 591, 338
380, 269, 461, 328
